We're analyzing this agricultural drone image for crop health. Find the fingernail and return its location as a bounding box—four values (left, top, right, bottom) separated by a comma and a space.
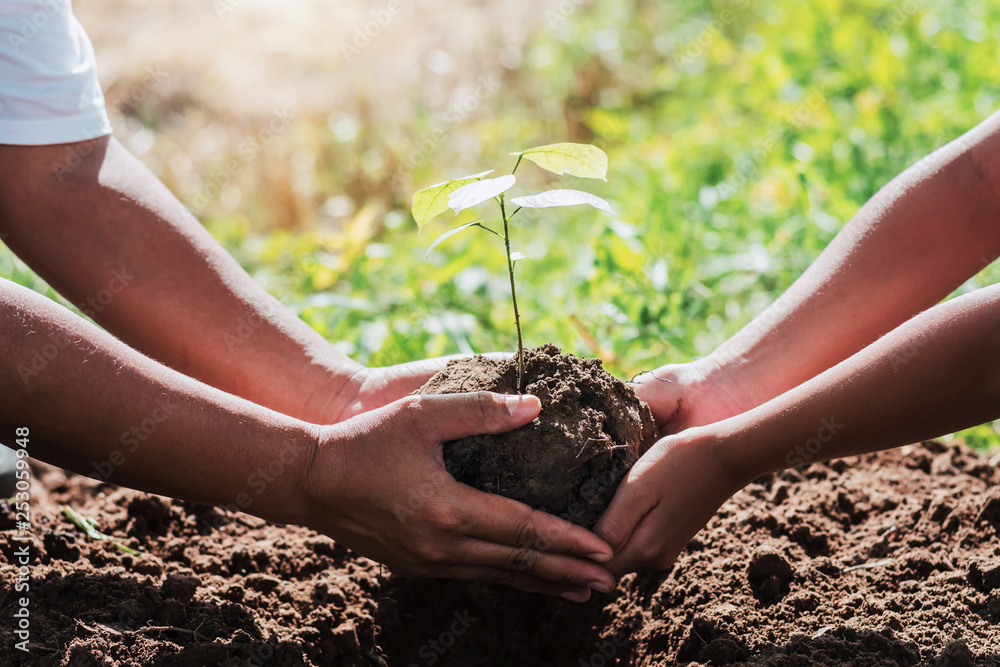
589, 580, 612, 594
505, 394, 540, 419
587, 551, 611, 563
560, 590, 588, 603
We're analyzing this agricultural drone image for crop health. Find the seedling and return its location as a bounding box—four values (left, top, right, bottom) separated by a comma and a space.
62, 504, 140, 557
412, 143, 613, 393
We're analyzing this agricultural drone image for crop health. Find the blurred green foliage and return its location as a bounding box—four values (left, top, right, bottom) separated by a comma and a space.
4, 0, 999, 449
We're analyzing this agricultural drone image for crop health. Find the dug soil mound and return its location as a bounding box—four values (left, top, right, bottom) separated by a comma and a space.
418, 344, 658, 527
2, 440, 999, 666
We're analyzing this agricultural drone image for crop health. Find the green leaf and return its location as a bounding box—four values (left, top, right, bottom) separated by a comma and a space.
510, 143, 608, 180
412, 170, 493, 230
509, 189, 614, 214
424, 220, 484, 260
448, 175, 516, 215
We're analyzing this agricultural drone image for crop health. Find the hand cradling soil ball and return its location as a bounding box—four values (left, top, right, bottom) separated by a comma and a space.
419, 344, 658, 527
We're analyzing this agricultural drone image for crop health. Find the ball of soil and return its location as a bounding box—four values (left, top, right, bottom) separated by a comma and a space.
418, 344, 658, 527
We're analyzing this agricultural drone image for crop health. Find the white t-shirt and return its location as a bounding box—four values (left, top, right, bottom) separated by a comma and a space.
0, 0, 111, 145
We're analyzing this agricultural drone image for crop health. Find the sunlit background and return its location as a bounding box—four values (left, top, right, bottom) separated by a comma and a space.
7, 0, 1000, 450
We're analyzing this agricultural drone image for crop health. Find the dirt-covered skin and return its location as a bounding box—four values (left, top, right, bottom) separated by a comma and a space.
2, 442, 1000, 666
417, 344, 659, 527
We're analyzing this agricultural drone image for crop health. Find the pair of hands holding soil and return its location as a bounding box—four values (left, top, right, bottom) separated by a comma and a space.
304, 353, 744, 604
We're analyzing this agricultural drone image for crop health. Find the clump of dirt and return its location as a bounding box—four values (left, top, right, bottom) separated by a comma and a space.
3, 441, 1000, 666
417, 344, 658, 527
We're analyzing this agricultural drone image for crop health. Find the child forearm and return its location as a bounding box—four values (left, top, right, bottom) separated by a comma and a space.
716, 283, 1000, 485
706, 111, 1000, 410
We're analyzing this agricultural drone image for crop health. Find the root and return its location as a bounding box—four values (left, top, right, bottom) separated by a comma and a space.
628, 370, 673, 384
575, 437, 613, 459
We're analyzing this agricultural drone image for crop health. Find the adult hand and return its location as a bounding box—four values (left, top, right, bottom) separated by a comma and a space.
300, 390, 616, 601
593, 429, 743, 576
631, 359, 756, 435
324, 353, 512, 423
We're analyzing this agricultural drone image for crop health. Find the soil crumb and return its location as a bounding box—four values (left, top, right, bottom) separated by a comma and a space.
418, 344, 659, 527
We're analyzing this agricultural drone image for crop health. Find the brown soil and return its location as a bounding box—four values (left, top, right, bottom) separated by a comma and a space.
417, 344, 659, 527
2, 440, 999, 666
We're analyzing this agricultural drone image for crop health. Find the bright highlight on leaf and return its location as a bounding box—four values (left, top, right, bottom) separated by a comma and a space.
411, 170, 493, 230
510, 143, 608, 180
510, 189, 614, 214
510, 252, 531, 262
448, 175, 516, 215
424, 220, 485, 260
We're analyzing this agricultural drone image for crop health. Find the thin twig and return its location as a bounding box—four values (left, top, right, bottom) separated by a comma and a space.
840, 558, 892, 573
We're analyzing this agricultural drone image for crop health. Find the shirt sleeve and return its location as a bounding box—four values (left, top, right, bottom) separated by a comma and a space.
0, 0, 112, 145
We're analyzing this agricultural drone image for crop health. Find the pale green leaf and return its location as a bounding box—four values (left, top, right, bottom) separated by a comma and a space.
424, 221, 484, 260
412, 170, 493, 230
509, 189, 614, 214
448, 175, 516, 215
510, 143, 608, 180
510, 251, 531, 262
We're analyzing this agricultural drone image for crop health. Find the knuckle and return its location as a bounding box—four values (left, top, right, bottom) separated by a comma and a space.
430, 505, 464, 534
505, 547, 540, 573
400, 396, 435, 444
512, 515, 540, 549
467, 391, 499, 430
413, 540, 450, 566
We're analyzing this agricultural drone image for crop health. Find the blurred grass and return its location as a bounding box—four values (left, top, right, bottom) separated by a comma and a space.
4, 0, 999, 450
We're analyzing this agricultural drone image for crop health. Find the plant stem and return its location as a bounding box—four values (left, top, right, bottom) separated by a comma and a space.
511, 154, 523, 175
499, 196, 525, 394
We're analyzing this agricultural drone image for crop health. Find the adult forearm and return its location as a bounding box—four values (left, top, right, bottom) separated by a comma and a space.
0, 278, 314, 526
0, 137, 361, 424
713, 284, 1000, 486
706, 111, 1000, 409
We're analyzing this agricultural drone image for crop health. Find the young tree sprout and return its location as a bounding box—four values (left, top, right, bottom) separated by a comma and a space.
412, 142, 613, 393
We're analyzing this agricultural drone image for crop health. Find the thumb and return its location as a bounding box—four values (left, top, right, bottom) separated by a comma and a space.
412, 391, 541, 443
592, 473, 653, 554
